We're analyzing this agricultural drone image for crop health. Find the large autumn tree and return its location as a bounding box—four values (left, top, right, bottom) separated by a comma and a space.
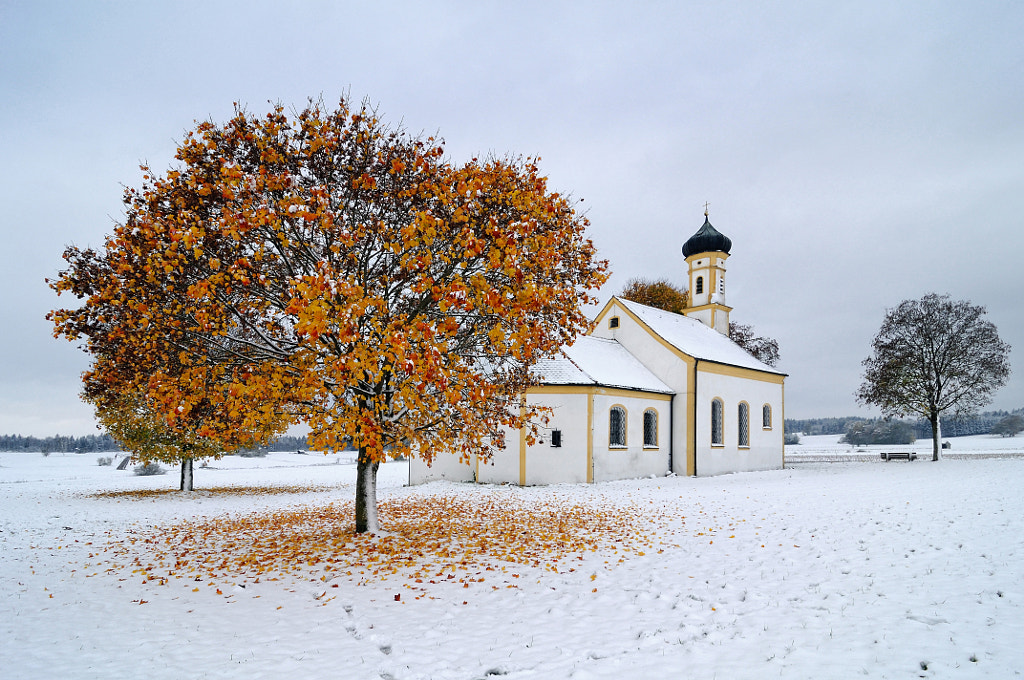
856, 293, 1011, 461
51, 97, 608, 530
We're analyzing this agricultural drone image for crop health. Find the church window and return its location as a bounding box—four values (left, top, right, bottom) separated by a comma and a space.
609, 407, 627, 448
738, 402, 750, 447
643, 409, 658, 448
695, 276, 704, 295
711, 399, 723, 445
609, 316, 620, 328
550, 429, 562, 448
719, 275, 725, 293
762, 404, 772, 429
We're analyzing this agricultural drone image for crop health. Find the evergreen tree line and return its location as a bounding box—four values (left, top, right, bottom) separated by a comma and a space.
786, 408, 1024, 442
784, 417, 868, 436
0, 433, 123, 453
0, 433, 316, 454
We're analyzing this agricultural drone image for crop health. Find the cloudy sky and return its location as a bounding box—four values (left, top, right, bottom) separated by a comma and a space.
2, 1, 1022, 436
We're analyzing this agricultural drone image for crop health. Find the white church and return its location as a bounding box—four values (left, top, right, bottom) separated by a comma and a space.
410, 213, 786, 485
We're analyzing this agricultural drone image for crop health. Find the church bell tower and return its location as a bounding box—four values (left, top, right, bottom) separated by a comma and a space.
682, 209, 732, 335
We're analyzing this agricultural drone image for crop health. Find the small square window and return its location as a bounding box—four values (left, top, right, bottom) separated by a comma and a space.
609, 317, 620, 328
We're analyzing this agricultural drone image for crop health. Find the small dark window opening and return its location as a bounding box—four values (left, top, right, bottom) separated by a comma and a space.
695, 276, 704, 295
643, 410, 658, 447
550, 430, 562, 447
738, 403, 750, 447
609, 407, 626, 447
609, 317, 620, 328
711, 398, 723, 445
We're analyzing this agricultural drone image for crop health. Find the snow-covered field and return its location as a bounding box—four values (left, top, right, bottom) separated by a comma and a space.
3, 436, 1024, 679
787, 433, 1024, 463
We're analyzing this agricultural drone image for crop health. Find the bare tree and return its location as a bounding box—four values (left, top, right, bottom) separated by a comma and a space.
729, 322, 781, 368
856, 294, 1010, 461
992, 414, 1024, 437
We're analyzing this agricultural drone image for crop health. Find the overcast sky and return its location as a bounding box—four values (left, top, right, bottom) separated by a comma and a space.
2, 1, 1022, 436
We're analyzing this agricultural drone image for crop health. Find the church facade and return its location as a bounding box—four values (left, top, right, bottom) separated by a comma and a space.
409, 214, 786, 485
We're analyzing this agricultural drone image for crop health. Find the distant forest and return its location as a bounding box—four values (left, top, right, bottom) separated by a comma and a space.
0, 433, 315, 454
786, 408, 1024, 440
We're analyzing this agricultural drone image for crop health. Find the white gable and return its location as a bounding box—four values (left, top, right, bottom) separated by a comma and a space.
532, 335, 674, 394
614, 298, 784, 375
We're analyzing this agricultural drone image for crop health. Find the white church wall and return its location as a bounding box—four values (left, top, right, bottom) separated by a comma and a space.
409, 448, 475, 484
523, 391, 589, 485
695, 367, 784, 476
592, 300, 691, 475
474, 390, 590, 485
591, 391, 672, 482
476, 423, 520, 485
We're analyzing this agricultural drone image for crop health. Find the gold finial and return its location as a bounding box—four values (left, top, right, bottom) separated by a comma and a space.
703, 201, 710, 217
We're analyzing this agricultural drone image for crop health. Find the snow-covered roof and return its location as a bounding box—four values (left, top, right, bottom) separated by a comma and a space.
614, 297, 785, 375
533, 335, 674, 394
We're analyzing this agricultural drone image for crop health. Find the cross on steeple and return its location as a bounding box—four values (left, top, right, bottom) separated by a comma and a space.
703, 201, 710, 217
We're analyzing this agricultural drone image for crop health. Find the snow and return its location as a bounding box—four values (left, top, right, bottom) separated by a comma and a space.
4, 438, 1024, 679
534, 335, 673, 394
616, 298, 783, 375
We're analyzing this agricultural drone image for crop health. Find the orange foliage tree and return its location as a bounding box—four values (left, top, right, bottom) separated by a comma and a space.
619, 277, 688, 314
51, 245, 294, 490
50, 97, 608, 530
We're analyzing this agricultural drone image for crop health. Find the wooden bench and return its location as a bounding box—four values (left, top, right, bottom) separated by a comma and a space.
880, 451, 917, 461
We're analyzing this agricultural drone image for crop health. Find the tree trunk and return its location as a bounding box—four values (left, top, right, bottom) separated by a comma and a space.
355, 448, 380, 533
930, 414, 941, 462
180, 457, 194, 491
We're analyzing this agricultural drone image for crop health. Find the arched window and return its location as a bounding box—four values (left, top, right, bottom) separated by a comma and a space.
738, 402, 750, 447
609, 406, 627, 448
695, 276, 704, 295
711, 399, 723, 445
762, 404, 772, 429
643, 409, 658, 448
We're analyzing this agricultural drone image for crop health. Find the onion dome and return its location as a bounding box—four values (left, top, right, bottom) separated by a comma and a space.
682, 214, 732, 257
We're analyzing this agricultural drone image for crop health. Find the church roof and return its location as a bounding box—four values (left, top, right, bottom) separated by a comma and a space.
532, 335, 674, 394
615, 298, 785, 375
682, 215, 732, 257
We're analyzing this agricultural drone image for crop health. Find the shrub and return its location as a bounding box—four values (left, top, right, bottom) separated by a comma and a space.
784, 432, 801, 445
992, 415, 1024, 437
134, 461, 165, 476
97, 456, 113, 466
840, 419, 916, 446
